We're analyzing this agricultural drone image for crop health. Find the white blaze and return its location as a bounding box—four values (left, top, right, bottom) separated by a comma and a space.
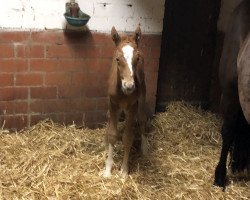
122, 45, 134, 76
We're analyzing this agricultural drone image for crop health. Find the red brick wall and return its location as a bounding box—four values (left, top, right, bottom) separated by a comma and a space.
0, 30, 161, 131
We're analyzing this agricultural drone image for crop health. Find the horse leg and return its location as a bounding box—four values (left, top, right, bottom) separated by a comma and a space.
103, 102, 118, 177
231, 109, 250, 174
214, 122, 234, 187
214, 92, 239, 187
121, 107, 136, 178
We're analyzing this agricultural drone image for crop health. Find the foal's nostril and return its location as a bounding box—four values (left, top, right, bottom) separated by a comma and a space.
122, 81, 135, 94
125, 82, 135, 90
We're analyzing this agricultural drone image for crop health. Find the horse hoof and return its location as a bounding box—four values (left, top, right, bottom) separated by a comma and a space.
214, 164, 227, 188
213, 178, 226, 188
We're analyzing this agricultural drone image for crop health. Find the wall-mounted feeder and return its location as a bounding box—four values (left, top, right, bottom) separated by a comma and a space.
64, 0, 90, 27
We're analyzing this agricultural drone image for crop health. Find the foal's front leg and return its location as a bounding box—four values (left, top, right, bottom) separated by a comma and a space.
121, 107, 136, 177
103, 103, 118, 177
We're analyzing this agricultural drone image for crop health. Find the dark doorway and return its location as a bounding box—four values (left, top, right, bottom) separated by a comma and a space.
156, 0, 221, 111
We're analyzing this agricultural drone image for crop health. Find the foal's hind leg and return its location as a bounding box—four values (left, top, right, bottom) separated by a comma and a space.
103, 102, 118, 177
121, 108, 136, 177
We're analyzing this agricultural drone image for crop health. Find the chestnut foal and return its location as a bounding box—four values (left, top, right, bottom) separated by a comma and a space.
103, 26, 148, 178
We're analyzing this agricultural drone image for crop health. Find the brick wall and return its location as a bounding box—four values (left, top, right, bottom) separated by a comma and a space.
0, 30, 161, 131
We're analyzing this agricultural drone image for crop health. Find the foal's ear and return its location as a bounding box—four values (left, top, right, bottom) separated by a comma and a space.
111, 26, 121, 46
133, 26, 142, 45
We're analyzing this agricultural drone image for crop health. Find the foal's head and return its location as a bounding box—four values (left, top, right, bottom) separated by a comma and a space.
111, 26, 142, 95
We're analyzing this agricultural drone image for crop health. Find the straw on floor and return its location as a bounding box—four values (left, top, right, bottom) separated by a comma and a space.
0, 102, 249, 199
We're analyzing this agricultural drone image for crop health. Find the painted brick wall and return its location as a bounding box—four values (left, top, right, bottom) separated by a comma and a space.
0, 30, 161, 131
0, 0, 165, 33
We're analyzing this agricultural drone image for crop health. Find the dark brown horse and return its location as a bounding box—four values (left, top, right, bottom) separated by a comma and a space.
214, 0, 250, 188
238, 32, 250, 123
103, 26, 148, 177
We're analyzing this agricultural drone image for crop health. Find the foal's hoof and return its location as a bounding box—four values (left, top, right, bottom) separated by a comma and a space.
120, 165, 129, 178
103, 171, 112, 178
121, 171, 128, 179
100, 168, 112, 178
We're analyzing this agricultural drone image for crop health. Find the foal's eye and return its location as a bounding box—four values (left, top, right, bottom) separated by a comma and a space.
116, 57, 120, 64
133, 55, 139, 65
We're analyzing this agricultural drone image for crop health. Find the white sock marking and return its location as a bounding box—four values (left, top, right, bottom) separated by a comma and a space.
103, 144, 114, 177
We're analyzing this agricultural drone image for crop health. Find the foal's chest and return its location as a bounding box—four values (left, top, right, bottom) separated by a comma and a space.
118, 99, 137, 111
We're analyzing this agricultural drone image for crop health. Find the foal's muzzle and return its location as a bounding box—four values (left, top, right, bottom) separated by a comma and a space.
122, 81, 135, 94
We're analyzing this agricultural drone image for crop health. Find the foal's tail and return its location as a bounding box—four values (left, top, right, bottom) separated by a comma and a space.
230, 112, 250, 174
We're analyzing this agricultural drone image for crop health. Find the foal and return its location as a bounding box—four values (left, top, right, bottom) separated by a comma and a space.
103, 26, 148, 178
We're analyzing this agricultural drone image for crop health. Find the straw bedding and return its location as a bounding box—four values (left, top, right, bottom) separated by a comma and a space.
0, 102, 249, 199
